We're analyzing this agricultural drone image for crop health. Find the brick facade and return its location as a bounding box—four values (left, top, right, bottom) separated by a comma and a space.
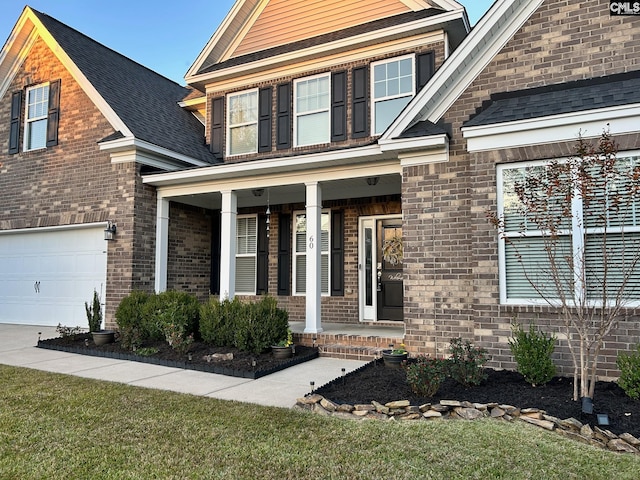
0, 37, 156, 328
401, 0, 640, 378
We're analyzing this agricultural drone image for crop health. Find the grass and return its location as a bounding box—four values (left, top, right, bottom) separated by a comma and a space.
1, 365, 639, 479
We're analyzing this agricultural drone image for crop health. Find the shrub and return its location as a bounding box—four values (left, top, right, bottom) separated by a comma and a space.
199, 296, 243, 346
85, 289, 103, 332
509, 323, 557, 386
143, 291, 200, 342
617, 345, 640, 400
234, 296, 289, 354
405, 356, 448, 397
115, 290, 151, 350
447, 337, 488, 387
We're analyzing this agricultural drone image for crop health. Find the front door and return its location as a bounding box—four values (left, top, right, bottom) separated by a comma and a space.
359, 216, 403, 322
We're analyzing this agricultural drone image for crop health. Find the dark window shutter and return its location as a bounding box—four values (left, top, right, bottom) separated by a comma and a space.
330, 210, 344, 296
277, 213, 291, 295
276, 83, 291, 150
258, 87, 272, 153
416, 52, 435, 91
8, 90, 22, 154
257, 214, 269, 294
351, 66, 368, 138
331, 71, 347, 142
46, 79, 61, 147
210, 211, 221, 296
210, 96, 224, 159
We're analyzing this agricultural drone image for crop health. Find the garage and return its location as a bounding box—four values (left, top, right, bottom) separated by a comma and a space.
0, 225, 108, 327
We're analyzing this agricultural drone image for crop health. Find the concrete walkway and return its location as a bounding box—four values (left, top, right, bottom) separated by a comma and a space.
0, 324, 367, 408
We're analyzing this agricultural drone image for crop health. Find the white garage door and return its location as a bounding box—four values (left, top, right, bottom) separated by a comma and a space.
0, 225, 108, 327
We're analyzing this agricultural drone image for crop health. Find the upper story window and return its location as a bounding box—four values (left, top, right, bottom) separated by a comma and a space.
24, 83, 49, 151
227, 89, 258, 156
294, 74, 330, 147
371, 54, 415, 135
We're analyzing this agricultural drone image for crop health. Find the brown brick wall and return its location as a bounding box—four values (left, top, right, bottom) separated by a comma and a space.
400, 0, 640, 378
0, 37, 156, 328
206, 41, 446, 162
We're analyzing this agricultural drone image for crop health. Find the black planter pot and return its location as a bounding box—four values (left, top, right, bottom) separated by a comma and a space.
91, 330, 115, 346
271, 345, 293, 359
381, 349, 408, 367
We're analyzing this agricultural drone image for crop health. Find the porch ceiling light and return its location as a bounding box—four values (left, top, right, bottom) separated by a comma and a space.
366, 177, 379, 186
252, 188, 265, 197
104, 221, 117, 241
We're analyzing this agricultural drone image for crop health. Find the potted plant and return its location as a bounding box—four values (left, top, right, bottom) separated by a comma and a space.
272, 328, 294, 359
86, 289, 114, 346
381, 343, 408, 367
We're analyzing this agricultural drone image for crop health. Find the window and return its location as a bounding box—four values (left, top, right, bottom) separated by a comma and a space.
294, 74, 330, 147
235, 215, 257, 294
371, 55, 415, 135
227, 89, 258, 156
24, 83, 49, 151
293, 211, 330, 295
497, 157, 640, 305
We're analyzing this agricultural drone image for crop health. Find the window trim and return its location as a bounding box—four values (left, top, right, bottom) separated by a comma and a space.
226, 88, 259, 157
370, 54, 415, 136
497, 156, 640, 307
235, 214, 258, 295
292, 209, 331, 296
293, 73, 331, 148
23, 82, 50, 152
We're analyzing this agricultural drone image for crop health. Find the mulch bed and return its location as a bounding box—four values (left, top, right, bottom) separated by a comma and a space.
37, 333, 318, 380
315, 359, 640, 438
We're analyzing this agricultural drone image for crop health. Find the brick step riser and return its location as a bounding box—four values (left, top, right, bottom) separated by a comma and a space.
293, 333, 404, 361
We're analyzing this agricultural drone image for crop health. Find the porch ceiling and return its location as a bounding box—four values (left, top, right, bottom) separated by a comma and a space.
170, 174, 400, 210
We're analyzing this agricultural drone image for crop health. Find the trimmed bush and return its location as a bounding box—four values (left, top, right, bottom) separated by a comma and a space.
142, 291, 200, 341
115, 290, 150, 350
199, 296, 243, 346
617, 345, 640, 400
405, 356, 448, 397
509, 323, 556, 387
200, 295, 288, 354
447, 337, 488, 387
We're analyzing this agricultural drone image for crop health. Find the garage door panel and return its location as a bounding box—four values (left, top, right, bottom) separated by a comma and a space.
0, 227, 107, 327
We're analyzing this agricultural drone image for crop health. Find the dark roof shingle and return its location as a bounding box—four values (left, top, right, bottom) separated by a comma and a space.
32, 9, 217, 164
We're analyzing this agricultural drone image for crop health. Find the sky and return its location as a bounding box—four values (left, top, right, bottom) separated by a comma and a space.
0, 1, 495, 86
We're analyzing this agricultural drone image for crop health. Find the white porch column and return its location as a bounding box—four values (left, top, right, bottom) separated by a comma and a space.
154, 196, 170, 293
220, 190, 237, 300
305, 182, 323, 333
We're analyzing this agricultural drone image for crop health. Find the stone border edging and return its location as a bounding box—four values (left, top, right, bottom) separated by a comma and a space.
294, 394, 640, 455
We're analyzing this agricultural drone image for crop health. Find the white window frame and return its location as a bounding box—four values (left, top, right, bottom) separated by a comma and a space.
293, 210, 331, 296
235, 214, 258, 295
497, 156, 640, 307
371, 54, 415, 136
293, 73, 331, 147
226, 89, 258, 156
24, 82, 50, 152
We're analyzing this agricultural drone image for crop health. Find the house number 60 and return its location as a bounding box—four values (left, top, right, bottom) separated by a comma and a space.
308, 235, 314, 250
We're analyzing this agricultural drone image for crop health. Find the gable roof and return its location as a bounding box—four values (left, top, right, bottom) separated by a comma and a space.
464, 71, 640, 128
382, 0, 544, 141
1, 7, 216, 166
187, 0, 467, 82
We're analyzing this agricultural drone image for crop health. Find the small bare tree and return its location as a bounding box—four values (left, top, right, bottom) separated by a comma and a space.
488, 128, 640, 401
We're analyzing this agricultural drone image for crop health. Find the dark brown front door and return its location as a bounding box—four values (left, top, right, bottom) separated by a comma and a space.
377, 220, 403, 321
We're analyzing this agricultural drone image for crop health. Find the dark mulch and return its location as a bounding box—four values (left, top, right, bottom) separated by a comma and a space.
37, 333, 318, 379
315, 359, 640, 438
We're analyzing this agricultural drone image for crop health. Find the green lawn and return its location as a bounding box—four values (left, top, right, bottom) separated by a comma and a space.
1, 365, 638, 479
